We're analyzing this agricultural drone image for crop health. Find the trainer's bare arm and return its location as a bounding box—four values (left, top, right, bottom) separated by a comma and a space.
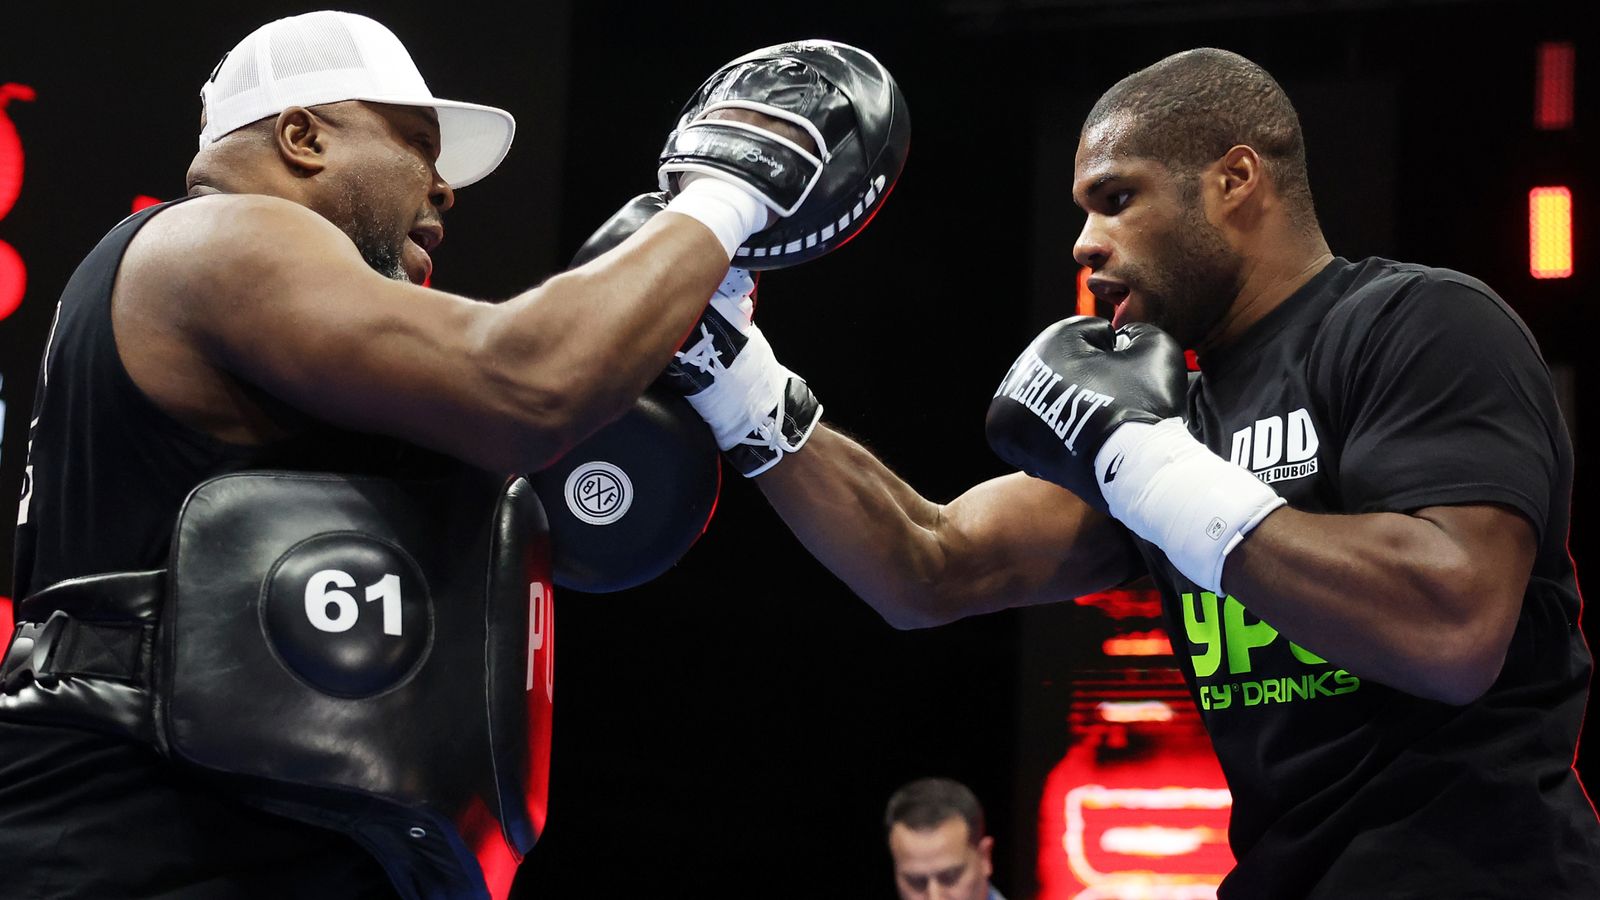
116, 194, 724, 473
755, 426, 1142, 629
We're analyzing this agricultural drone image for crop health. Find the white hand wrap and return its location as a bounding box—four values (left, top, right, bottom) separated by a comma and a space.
664, 176, 771, 260
682, 323, 791, 450
675, 269, 820, 477
1094, 417, 1286, 595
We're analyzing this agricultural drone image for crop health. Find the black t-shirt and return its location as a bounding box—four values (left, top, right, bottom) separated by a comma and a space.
1135, 257, 1600, 898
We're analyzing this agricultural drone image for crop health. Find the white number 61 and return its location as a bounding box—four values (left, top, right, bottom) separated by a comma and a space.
305, 570, 403, 636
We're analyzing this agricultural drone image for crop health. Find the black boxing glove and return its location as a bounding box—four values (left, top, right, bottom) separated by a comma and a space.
573, 193, 822, 478
986, 317, 1284, 595
986, 317, 1187, 507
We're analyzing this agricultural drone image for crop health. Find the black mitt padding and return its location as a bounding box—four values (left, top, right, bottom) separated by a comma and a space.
659, 39, 910, 269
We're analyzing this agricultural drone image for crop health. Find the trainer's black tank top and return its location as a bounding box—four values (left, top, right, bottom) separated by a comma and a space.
12, 199, 437, 599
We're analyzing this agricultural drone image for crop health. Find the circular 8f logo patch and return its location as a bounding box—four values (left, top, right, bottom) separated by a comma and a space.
564, 461, 633, 525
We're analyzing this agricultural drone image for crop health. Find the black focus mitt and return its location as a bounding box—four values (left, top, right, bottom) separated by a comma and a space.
529, 385, 721, 594
658, 39, 910, 269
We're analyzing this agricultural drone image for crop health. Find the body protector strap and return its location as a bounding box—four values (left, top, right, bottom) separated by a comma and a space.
0, 470, 556, 900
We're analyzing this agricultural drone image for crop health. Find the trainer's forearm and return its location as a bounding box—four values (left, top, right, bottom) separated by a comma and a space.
481, 214, 728, 468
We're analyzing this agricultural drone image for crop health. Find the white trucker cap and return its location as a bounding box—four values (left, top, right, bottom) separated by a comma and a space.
199, 10, 515, 189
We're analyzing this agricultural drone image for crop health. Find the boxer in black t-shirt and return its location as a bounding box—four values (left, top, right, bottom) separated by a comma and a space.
720, 48, 1600, 898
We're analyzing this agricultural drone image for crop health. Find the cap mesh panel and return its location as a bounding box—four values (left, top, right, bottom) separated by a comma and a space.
216, 36, 260, 99
267, 15, 365, 81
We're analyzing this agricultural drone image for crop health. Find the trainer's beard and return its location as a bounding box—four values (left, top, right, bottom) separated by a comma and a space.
345, 210, 409, 283
336, 176, 412, 283
352, 233, 410, 283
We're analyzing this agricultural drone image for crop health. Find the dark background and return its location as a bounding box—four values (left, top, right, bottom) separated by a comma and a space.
1, 1, 1592, 897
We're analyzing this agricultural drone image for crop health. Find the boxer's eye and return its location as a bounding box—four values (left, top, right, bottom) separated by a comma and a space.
1109, 190, 1134, 211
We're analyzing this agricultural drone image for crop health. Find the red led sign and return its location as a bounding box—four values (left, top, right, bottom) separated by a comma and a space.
1, 83, 35, 322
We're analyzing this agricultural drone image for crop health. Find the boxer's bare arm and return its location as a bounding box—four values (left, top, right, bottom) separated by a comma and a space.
755, 426, 1141, 628
115, 193, 725, 473
1219, 503, 1535, 704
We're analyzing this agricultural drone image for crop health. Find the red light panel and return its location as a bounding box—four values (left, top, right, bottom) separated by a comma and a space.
0, 84, 32, 218
1535, 42, 1576, 131
1, 83, 35, 322
1529, 186, 1574, 279
1039, 732, 1233, 899
1041, 589, 1234, 898
0, 240, 23, 321
1075, 590, 1165, 620
1104, 631, 1175, 657
1098, 700, 1176, 723
132, 195, 162, 213
1077, 266, 1095, 317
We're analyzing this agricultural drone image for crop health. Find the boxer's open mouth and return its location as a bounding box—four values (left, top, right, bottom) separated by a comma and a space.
1111, 295, 1134, 328
1087, 276, 1132, 325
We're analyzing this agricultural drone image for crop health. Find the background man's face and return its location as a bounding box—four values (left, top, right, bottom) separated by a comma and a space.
889, 817, 993, 900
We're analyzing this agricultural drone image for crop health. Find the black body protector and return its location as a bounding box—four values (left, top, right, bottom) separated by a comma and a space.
2, 469, 556, 900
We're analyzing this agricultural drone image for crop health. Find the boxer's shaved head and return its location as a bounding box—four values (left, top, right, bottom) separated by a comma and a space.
1083, 48, 1317, 233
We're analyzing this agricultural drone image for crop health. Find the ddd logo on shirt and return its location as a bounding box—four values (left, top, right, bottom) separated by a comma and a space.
1228, 407, 1321, 485
1182, 590, 1361, 711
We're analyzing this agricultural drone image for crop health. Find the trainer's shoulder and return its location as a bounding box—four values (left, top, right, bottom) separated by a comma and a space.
141, 193, 339, 254
123, 193, 348, 293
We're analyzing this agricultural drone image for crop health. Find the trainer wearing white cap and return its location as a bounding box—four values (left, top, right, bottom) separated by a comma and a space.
197, 10, 515, 190
0, 10, 821, 899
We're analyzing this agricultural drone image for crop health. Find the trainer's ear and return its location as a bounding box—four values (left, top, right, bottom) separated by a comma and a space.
273, 106, 329, 177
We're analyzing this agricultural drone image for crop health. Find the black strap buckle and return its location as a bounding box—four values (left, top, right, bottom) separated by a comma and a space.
0, 610, 71, 693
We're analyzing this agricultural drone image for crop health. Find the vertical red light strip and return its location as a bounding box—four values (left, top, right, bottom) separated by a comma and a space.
1076, 266, 1094, 317
1529, 186, 1574, 279
1535, 42, 1576, 131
